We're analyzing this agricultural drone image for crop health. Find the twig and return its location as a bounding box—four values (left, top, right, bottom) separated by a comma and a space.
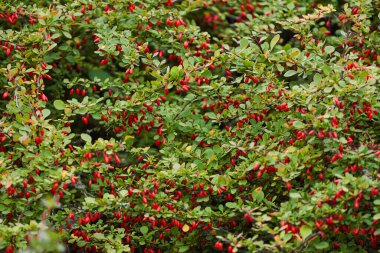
292, 232, 321, 253
252, 36, 265, 55
17, 200, 31, 223
172, 97, 201, 122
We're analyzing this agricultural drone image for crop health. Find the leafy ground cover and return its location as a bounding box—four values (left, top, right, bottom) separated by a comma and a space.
0, 0, 379, 252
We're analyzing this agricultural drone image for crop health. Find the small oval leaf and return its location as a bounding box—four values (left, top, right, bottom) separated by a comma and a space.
81, 133, 92, 143
140, 226, 149, 234
325, 46, 335, 54
270, 34, 280, 49
54, 100, 65, 110
284, 70, 297, 77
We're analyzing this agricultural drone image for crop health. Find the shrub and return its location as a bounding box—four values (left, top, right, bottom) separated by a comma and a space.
0, 0, 379, 252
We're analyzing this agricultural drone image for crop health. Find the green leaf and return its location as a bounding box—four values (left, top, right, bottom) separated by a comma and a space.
293, 121, 304, 129
315, 241, 329, 250
300, 225, 312, 239
140, 226, 149, 234
243, 60, 254, 68
270, 34, 280, 49
217, 175, 227, 185
373, 213, 380, 220
85, 197, 96, 204
282, 232, 292, 242
204, 149, 214, 159
93, 233, 106, 240
284, 70, 297, 77
196, 196, 209, 202
289, 191, 301, 199
170, 66, 180, 79
81, 133, 92, 143
287, 2, 295, 10
54, 100, 65, 110
253, 190, 265, 202
277, 64, 284, 72
203, 70, 212, 78
322, 66, 331, 74
24, 211, 34, 217
62, 31, 72, 39
89, 68, 111, 81
42, 109, 51, 118
179, 246, 189, 252
289, 50, 300, 58
325, 46, 335, 54
77, 241, 86, 247
240, 38, 249, 48
225, 202, 237, 208
324, 87, 333, 93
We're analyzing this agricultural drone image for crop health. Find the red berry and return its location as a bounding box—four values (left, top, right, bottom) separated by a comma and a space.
35, 136, 43, 145
5, 246, 14, 253
214, 242, 223, 251
114, 154, 121, 164
2, 90, 9, 99
81, 117, 89, 125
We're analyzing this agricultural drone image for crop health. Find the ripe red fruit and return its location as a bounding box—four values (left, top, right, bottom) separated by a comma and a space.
81, 116, 89, 125
100, 59, 108, 65
227, 245, 235, 253
244, 213, 254, 223
101, 115, 108, 122
103, 152, 111, 164
214, 242, 223, 251
352, 7, 359, 15
371, 188, 378, 196
35, 136, 43, 145
354, 200, 360, 209
5, 246, 14, 253
114, 154, 121, 164
2, 90, 8, 99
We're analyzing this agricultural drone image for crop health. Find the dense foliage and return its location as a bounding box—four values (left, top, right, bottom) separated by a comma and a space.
0, 0, 379, 252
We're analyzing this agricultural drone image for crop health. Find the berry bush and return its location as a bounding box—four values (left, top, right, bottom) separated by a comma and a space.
0, 0, 379, 252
